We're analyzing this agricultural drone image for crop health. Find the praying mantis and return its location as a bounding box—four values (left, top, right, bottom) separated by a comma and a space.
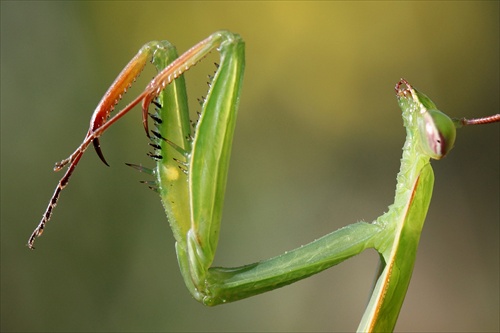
27, 31, 499, 332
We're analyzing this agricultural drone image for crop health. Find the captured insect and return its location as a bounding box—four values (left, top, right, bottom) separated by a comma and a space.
28, 31, 499, 332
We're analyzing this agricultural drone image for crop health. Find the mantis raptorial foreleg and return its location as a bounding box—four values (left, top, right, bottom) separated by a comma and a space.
28, 31, 499, 332
28, 32, 231, 249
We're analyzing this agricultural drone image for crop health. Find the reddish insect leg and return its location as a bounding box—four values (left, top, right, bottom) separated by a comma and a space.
54, 43, 158, 171
28, 43, 158, 249
28, 32, 234, 248
54, 33, 218, 172
28, 152, 83, 249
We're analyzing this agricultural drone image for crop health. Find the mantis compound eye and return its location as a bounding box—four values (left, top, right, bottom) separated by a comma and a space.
418, 109, 456, 160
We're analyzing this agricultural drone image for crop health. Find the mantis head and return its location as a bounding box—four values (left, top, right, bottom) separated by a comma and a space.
395, 78, 498, 160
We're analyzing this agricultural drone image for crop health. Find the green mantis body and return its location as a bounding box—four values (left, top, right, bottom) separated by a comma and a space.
28, 31, 499, 332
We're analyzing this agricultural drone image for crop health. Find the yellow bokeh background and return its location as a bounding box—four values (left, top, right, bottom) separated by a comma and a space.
1, 1, 498, 332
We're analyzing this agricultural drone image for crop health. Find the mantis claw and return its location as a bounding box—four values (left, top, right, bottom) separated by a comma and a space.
142, 96, 156, 138
92, 138, 110, 167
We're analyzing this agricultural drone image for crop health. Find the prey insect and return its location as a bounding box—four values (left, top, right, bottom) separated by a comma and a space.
28, 31, 499, 332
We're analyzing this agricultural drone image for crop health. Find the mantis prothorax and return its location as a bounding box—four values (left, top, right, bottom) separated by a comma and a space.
28, 31, 499, 331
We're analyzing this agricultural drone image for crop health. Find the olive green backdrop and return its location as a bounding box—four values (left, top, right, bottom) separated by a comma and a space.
1, 1, 498, 332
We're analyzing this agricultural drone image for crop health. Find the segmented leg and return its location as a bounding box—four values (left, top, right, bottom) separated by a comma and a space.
28, 32, 226, 249
29, 42, 158, 249
28, 152, 83, 248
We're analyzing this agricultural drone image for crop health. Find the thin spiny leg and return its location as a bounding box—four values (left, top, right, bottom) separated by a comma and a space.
29, 32, 231, 248
58, 33, 224, 171
28, 152, 83, 249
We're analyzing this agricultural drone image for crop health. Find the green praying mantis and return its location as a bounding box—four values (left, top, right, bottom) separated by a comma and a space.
28, 31, 499, 332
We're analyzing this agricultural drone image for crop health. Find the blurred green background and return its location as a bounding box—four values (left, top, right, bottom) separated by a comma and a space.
1, 1, 498, 332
